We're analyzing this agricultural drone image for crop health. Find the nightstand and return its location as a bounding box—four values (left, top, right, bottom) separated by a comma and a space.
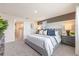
61, 36, 75, 47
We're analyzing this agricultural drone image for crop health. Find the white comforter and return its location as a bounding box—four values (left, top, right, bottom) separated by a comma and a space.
26, 34, 61, 56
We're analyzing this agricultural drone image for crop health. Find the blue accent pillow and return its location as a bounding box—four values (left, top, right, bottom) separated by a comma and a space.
47, 29, 55, 36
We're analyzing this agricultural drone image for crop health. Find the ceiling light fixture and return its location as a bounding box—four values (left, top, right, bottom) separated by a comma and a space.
34, 10, 38, 14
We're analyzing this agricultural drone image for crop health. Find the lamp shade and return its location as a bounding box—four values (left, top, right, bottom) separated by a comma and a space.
65, 24, 72, 30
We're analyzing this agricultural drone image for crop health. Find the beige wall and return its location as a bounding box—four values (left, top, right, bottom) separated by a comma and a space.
64, 20, 75, 32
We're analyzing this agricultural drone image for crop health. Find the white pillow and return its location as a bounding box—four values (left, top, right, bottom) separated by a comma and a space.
43, 30, 47, 35
39, 30, 43, 35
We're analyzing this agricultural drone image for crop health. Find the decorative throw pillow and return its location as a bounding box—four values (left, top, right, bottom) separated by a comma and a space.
47, 29, 55, 36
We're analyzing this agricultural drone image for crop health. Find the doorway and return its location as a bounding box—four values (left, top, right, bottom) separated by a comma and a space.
15, 21, 24, 40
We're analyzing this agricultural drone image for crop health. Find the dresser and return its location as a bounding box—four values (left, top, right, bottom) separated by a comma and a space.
61, 36, 75, 47
0, 36, 4, 56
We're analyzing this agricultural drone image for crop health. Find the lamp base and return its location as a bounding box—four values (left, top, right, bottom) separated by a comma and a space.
66, 30, 70, 36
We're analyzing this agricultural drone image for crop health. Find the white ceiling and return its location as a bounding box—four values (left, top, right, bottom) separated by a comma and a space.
0, 3, 76, 21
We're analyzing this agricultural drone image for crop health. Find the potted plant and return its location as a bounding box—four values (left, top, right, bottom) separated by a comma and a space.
0, 16, 8, 38
70, 31, 75, 36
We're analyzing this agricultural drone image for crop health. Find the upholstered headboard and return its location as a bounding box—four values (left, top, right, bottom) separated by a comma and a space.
54, 28, 62, 35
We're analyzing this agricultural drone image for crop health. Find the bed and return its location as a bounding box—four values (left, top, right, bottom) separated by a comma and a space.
24, 31, 61, 56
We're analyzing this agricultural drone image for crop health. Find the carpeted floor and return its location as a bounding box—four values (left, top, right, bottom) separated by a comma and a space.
4, 40, 75, 56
